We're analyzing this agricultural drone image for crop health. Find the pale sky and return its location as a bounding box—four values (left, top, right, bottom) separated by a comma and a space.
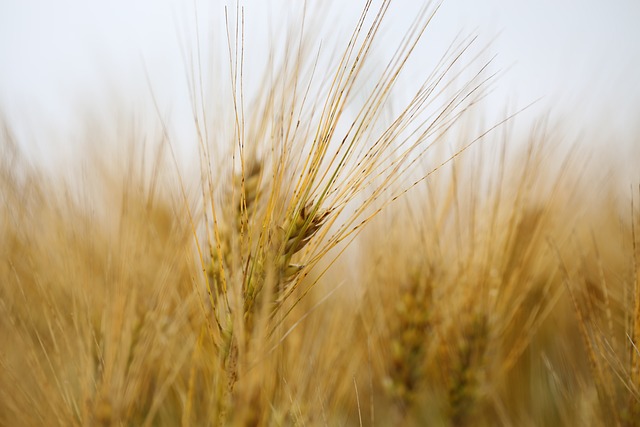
1, 0, 639, 155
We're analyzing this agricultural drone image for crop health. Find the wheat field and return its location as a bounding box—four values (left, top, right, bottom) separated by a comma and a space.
1, 1, 639, 426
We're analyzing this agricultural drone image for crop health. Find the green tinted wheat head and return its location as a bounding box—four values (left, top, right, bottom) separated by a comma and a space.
385, 269, 433, 417
447, 312, 489, 426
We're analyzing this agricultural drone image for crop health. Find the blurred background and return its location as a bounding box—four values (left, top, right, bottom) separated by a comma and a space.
1, 0, 638, 166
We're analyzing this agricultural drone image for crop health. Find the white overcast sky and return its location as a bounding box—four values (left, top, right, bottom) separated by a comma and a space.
1, 0, 639, 151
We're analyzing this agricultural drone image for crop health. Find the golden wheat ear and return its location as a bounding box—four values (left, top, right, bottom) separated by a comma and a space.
235, 159, 263, 225
279, 203, 331, 271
